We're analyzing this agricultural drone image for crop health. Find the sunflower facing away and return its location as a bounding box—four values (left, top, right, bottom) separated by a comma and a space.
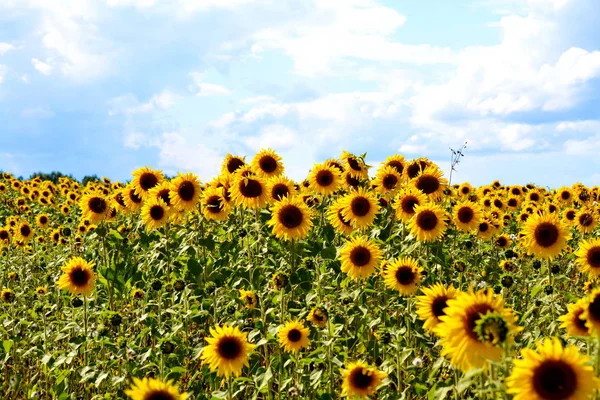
339, 236, 383, 279
169, 173, 201, 213
521, 213, 571, 259
125, 377, 188, 400
251, 148, 284, 178
383, 257, 423, 296
267, 196, 313, 240
506, 338, 598, 400
308, 163, 342, 196
56, 257, 96, 296
416, 284, 459, 332
277, 320, 311, 353
408, 203, 447, 242
434, 288, 521, 372
200, 324, 255, 378
341, 361, 387, 399
339, 187, 380, 229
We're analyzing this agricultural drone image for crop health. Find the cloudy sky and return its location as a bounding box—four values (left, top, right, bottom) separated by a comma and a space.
0, 0, 599, 186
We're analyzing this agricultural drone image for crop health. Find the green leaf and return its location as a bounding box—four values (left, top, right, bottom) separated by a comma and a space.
2, 339, 13, 354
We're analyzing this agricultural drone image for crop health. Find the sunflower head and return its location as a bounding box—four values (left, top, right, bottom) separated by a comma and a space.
339, 187, 380, 230
169, 173, 201, 213
409, 203, 447, 242
341, 361, 387, 398
200, 324, 255, 378
416, 284, 459, 332
56, 257, 96, 296
266, 176, 296, 203
141, 198, 171, 231
131, 167, 164, 200
411, 166, 447, 200
339, 236, 382, 279
267, 196, 313, 241
308, 163, 342, 196
221, 154, 247, 175
231, 174, 268, 209
277, 320, 311, 353
1, 288, 15, 303
383, 257, 422, 295
521, 213, 570, 260
251, 149, 284, 177
308, 307, 328, 328
125, 377, 188, 400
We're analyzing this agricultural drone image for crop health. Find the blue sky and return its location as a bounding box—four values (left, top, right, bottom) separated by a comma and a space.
0, 0, 599, 187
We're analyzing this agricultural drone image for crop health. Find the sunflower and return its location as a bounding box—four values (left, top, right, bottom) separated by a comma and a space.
326, 198, 354, 236
266, 176, 296, 203
36, 286, 48, 296
341, 151, 369, 179
339, 187, 379, 229
409, 204, 447, 242
267, 196, 313, 240
0, 228, 11, 246
411, 166, 446, 200
79, 193, 109, 224
434, 288, 521, 371
394, 187, 428, 223
148, 181, 173, 207
339, 236, 382, 279
277, 320, 311, 353
494, 234, 511, 249
559, 299, 590, 337
458, 183, 474, 198
575, 208, 597, 234
506, 338, 598, 400
36, 214, 50, 229
200, 324, 255, 378
381, 154, 406, 176
452, 201, 481, 232
574, 238, 600, 279
239, 289, 257, 309
383, 257, 422, 296
251, 149, 284, 178
221, 154, 246, 175
405, 158, 431, 180
230, 174, 268, 209
308, 307, 328, 328
56, 257, 96, 296
563, 207, 577, 224
341, 361, 387, 399
15, 221, 34, 243
123, 185, 144, 213
1, 288, 15, 303
201, 187, 231, 221
141, 198, 171, 231
416, 284, 459, 332
521, 213, 570, 259
169, 173, 201, 213
131, 167, 164, 200
125, 377, 188, 400
343, 171, 362, 191
372, 165, 402, 195
308, 163, 342, 196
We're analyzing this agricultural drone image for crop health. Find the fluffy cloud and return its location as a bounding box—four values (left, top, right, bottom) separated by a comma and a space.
32, 58, 53, 76
0, 43, 15, 55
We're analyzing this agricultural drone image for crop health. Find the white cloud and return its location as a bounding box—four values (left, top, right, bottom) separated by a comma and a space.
189, 72, 231, 96
244, 124, 297, 151
108, 90, 177, 115
0, 43, 15, 55
32, 58, 53, 75
156, 132, 225, 179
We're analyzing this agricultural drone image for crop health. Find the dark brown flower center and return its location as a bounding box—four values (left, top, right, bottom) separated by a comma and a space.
496, 237, 508, 247
205, 195, 223, 214
350, 197, 371, 217
259, 156, 278, 173
278, 205, 303, 229
416, 210, 438, 231
350, 246, 371, 267
530, 193, 540, 202
227, 157, 245, 174
150, 205, 165, 221
416, 175, 440, 195
432, 297, 449, 318
156, 189, 171, 205
587, 247, 600, 269
387, 160, 404, 175
589, 294, 600, 322
347, 157, 362, 172
349, 367, 374, 389
493, 199, 503, 208
115, 193, 126, 207
561, 191, 570, 200
394, 266, 415, 285
508, 198, 518, 207
271, 184, 289, 200
129, 190, 142, 204
534, 222, 559, 247
144, 390, 176, 400
345, 174, 360, 188
217, 336, 242, 360
579, 213, 593, 227
337, 210, 352, 227
382, 174, 398, 190
139, 172, 159, 191
532, 360, 577, 400
406, 163, 421, 179
20, 225, 31, 237
287, 328, 302, 342
239, 179, 263, 198
178, 181, 196, 202
70, 267, 90, 287
0, 231, 8, 240
316, 170, 334, 187
479, 222, 489, 232
401, 196, 419, 214
88, 197, 107, 214
566, 210, 576, 220
573, 309, 588, 332
457, 207, 474, 223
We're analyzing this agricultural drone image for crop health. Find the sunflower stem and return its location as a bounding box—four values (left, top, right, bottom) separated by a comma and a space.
83, 295, 88, 365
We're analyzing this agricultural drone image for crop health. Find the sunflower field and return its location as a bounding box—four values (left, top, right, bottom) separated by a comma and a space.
2, 149, 600, 399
